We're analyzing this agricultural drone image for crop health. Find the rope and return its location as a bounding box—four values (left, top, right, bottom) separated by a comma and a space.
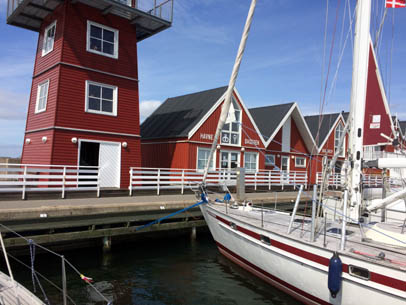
0, 224, 112, 304
29, 239, 50, 305
203, 0, 257, 182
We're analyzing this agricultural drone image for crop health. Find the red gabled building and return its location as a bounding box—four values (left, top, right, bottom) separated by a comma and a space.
249, 103, 316, 175
141, 86, 265, 172
305, 112, 348, 184
7, 0, 173, 188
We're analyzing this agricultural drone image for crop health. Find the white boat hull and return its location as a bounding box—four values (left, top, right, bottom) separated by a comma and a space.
200, 203, 406, 305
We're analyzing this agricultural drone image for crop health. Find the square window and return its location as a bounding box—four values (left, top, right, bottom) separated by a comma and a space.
295, 157, 306, 168
197, 148, 215, 170
35, 80, 49, 113
42, 21, 56, 56
265, 154, 275, 166
86, 81, 117, 116
87, 21, 118, 59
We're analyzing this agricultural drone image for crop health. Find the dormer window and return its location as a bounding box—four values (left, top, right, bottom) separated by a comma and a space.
87, 21, 118, 59
221, 98, 241, 145
42, 21, 56, 56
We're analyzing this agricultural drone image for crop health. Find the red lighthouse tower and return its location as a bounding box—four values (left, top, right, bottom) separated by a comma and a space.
7, 0, 173, 188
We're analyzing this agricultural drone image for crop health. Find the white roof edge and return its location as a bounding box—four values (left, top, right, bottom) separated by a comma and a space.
292, 103, 318, 153
233, 88, 267, 147
265, 103, 296, 147
316, 114, 343, 154
187, 90, 227, 139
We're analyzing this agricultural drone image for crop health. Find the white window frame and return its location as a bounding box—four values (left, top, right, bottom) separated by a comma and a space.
334, 122, 345, 157
295, 156, 306, 168
265, 154, 275, 166
196, 147, 216, 171
220, 98, 242, 147
220, 150, 241, 170
42, 21, 56, 57
85, 80, 118, 116
87, 21, 119, 59
35, 80, 50, 114
244, 152, 258, 172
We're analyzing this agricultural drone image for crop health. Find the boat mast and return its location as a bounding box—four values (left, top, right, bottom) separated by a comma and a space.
347, 0, 371, 221
202, 0, 257, 183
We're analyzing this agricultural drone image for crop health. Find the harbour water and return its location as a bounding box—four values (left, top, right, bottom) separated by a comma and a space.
9, 232, 300, 305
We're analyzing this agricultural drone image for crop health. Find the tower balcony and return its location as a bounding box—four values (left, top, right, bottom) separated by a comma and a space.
7, 0, 173, 41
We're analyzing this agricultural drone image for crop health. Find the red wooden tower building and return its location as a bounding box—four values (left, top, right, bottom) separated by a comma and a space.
7, 0, 173, 188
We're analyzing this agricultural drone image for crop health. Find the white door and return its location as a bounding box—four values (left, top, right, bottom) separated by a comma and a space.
220, 151, 240, 184
281, 156, 290, 183
99, 142, 121, 188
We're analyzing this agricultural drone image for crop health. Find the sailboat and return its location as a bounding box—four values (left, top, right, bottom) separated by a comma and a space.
198, 0, 406, 304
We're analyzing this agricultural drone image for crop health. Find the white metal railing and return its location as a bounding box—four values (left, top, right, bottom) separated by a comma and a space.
134, 0, 174, 21
316, 172, 404, 189
129, 167, 308, 195
0, 164, 100, 199
7, 0, 174, 22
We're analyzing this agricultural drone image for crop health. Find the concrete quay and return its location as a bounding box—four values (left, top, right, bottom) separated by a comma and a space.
0, 191, 313, 250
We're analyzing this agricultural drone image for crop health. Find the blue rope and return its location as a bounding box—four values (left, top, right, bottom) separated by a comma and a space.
29, 239, 51, 305
135, 199, 207, 232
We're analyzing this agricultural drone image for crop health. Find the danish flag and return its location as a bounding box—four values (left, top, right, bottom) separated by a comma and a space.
386, 0, 406, 8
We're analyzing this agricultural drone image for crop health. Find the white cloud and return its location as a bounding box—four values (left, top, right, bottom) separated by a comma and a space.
139, 100, 162, 122
0, 89, 29, 120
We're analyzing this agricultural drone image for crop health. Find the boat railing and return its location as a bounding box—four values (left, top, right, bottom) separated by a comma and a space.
0, 223, 112, 304
0, 163, 100, 199
129, 167, 308, 195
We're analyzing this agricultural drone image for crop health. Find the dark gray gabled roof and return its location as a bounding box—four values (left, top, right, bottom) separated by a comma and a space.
399, 121, 406, 136
141, 86, 228, 140
249, 103, 295, 140
304, 113, 341, 146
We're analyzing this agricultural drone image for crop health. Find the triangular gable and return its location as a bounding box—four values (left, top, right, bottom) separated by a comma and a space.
265, 103, 317, 153
317, 114, 345, 154
363, 37, 396, 145
188, 87, 267, 146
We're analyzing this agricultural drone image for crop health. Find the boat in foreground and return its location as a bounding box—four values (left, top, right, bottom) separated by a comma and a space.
198, 0, 406, 304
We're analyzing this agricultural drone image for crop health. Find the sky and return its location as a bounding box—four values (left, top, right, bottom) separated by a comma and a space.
0, 0, 406, 157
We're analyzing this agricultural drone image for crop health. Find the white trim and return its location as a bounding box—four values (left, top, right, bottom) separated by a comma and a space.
78, 138, 121, 187
26, 126, 140, 138
187, 87, 267, 147
219, 150, 241, 170
295, 156, 306, 168
292, 104, 318, 152
85, 80, 118, 116
317, 114, 344, 154
35, 79, 50, 114
265, 104, 296, 147
281, 155, 290, 172
234, 88, 267, 146
86, 20, 119, 59
265, 154, 275, 166
42, 21, 56, 57
196, 147, 216, 171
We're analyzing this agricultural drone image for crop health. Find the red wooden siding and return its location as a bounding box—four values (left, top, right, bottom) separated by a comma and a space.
61, 2, 138, 79
33, 4, 64, 76
56, 65, 139, 134
364, 46, 393, 146
51, 129, 140, 188
25, 66, 60, 131
21, 130, 54, 165
141, 139, 189, 169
